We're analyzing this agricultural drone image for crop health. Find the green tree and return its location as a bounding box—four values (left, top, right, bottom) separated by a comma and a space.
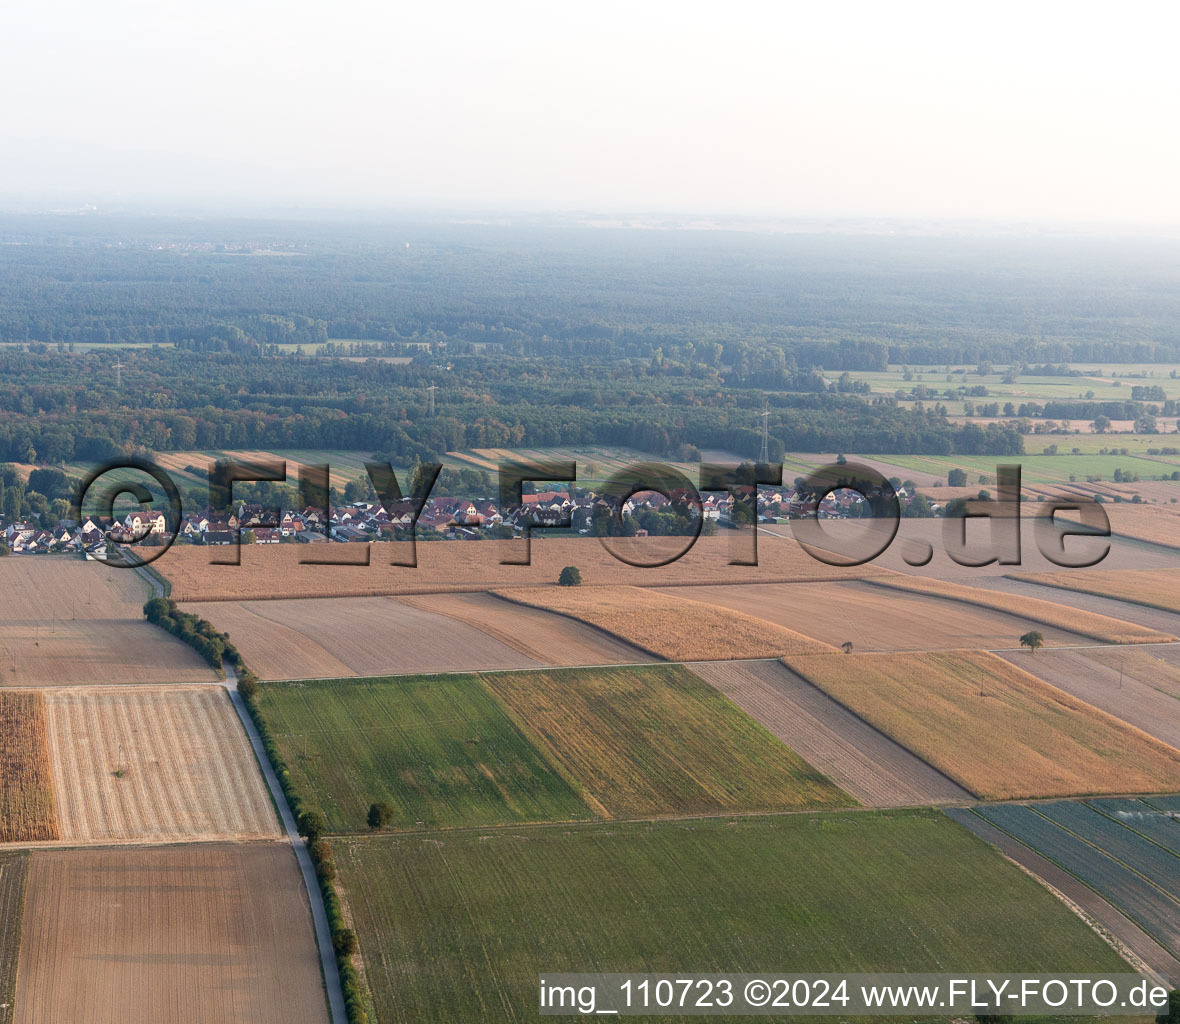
948, 468, 967, 487
1092, 414, 1111, 433
558, 565, 582, 586
333, 928, 359, 958
1155, 989, 1179, 1024
368, 802, 394, 830
297, 809, 327, 842
1019, 630, 1044, 654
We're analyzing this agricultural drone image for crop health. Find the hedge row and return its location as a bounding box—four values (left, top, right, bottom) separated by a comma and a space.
238, 668, 370, 1024
142, 601, 370, 1024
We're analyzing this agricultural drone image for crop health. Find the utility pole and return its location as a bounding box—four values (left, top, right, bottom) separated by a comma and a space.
758, 402, 770, 465
426, 384, 438, 416
114, 356, 123, 389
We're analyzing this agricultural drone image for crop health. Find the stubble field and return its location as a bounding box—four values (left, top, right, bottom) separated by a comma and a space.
43, 686, 279, 843
784, 651, 1180, 800
494, 585, 831, 661
1017, 567, 1180, 616
13, 843, 329, 1024
337, 812, 1128, 1024
0, 693, 58, 844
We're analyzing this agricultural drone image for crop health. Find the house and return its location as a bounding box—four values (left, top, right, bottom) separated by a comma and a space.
204, 530, 236, 546
253, 528, 281, 544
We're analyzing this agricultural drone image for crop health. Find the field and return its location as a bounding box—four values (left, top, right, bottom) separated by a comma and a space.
337, 812, 1128, 1024
155, 534, 881, 602
189, 596, 539, 679
783, 651, 1180, 800
1100, 798, 1180, 855
865, 574, 1173, 644
1018, 567, 1180, 616
255, 674, 591, 833
0, 852, 27, 1024
43, 686, 279, 843
494, 585, 831, 661
12, 843, 329, 1024
0, 559, 219, 686
0, 693, 58, 844
651, 580, 1087, 651
997, 647, 1180, 750
689, 661, 971, 806
965, 803, 1180, 958
480, 665, 850, 817
398, 592, 654, 665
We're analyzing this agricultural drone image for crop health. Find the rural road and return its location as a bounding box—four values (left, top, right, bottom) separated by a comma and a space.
223, 664, 349, 1024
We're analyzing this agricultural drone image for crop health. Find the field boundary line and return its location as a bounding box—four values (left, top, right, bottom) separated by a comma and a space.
222, 666, 348, 1024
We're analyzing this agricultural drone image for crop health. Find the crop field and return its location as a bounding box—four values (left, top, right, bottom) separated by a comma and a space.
13, 843, 329, 1024
43, 686, 279, 843
188, 596, 539, 679
997, 647, 1180, 750
966, 803, 1180, 958
494, 585, 831, 660
0, 559, 219, 686
398, 592, 655, 665
1095, 798, 1180, 856
650, 580, 1086, 651
0, 693, 59, 844
880, 452, 1180, 487
0, 852, 28, 1024
689, 661, 971, 806
337, 811, 1128, 1024
784, 651, 1180, 800
480, 664, 850, 817
255, 674, 591, 833
155, 534, 881, 602
866, 574, 1173, 644
1019, 567, 1180, 616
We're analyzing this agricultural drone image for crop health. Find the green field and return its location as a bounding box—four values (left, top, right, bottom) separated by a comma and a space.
257, 665, 849, 832
256, 675, 592, 833
882, 452, 1180, 486
0, 851, 28, 1024
481, 665, 850, 817
336, 812, 1129, 1024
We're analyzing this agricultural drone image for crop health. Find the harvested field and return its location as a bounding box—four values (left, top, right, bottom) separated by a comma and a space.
189, 596, 540, 679
0, 852, 28, 1024
689, 661, 971, 806
43, 686, 279, 843
866, 574, 1173, 644
0, 693, 58, 844
0, 559, 218, 686
14, 843, 329, 1024
997, 647, 1180, 750
494, 585, 831, 661
338, 812, 1128, 1024
1018, 567, 1180, 617
155, 534, 882, 602
970, 803, 1180, 959
784, 651, 1180, 800
651, 581, 1086, 651
256, 674, 591, 833
398, 592, 654, 666
480, 664, 850, 817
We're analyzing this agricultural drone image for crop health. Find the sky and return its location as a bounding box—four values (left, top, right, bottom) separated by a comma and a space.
1, 1, 1177, 224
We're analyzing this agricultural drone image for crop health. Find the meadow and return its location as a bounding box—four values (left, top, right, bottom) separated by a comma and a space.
784, 651, 1180, 800
0, 692, 59, 844
336, 811, 1129, 1024
254, 674, 591, 833
494, 585, 831, 661
480, 664, 850, 817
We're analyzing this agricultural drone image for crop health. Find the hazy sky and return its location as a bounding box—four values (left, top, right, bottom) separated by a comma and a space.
2, 1, 1177, 223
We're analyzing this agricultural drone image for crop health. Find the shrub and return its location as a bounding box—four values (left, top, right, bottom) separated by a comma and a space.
333, 928, 359, 958
558, 565, 582, 586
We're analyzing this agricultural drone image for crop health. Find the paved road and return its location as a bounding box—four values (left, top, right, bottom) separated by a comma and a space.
223, 664, 348, 1024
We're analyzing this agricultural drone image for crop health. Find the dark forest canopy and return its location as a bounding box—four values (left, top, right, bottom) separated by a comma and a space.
3, 214, 1179, 465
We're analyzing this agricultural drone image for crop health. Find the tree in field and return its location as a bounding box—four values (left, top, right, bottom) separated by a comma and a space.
1092, 414, 1111, 433
558, 565, 582, 586
1019, 630, 1044, 654
297, 809, 326, 842
367, 802, 394, 830
948, 468, 967, 487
